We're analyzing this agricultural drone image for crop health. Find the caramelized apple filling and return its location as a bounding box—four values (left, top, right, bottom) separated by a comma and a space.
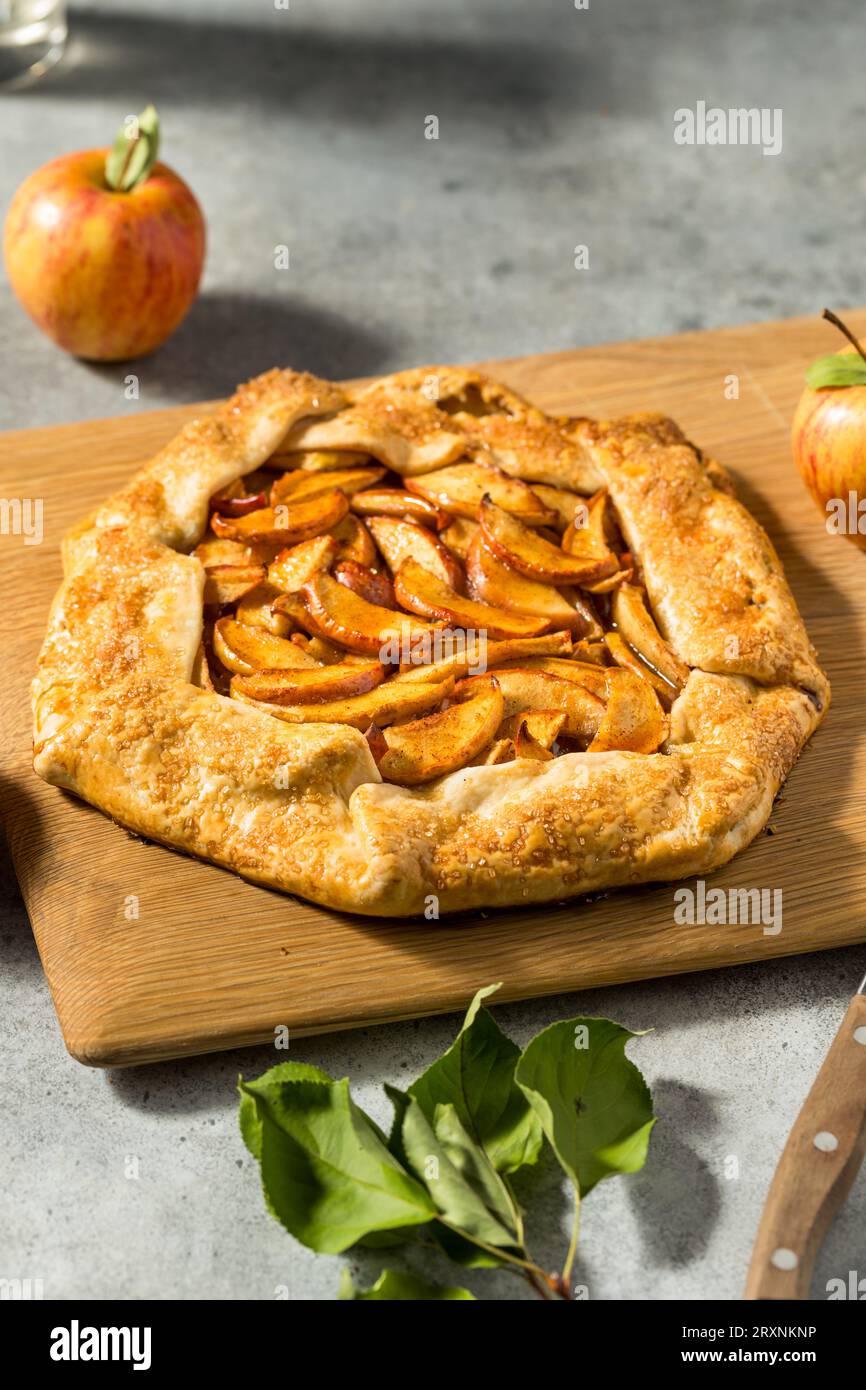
194, 443, 691, 785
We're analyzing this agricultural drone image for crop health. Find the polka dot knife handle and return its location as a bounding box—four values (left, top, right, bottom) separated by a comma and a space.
745, 990, 866, 1299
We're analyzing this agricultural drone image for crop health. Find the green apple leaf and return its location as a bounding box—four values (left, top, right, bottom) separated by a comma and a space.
239, 1066, 435, 1254
433, 1102, 518, 1229
805, 354, 866, 390
395, 1090, 520, 1251
239, 1061, 332, 1162
338, 1267, 475, 1300
105, 104, 161, 192
386, 1082, 513, 1265
515, 1017, 655, 1197
408, 983, 542, 1175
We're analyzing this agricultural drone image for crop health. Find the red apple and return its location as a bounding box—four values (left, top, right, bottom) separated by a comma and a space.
3, 106, 205, 361
792, 312, 866, 550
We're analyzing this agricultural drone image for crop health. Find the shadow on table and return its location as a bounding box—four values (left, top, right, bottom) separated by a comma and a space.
626, 1078, 722, 1267
0, 823, 39, 965
80, 289, 400, 402
0, 773, 50, 975
28, 5, 618, 141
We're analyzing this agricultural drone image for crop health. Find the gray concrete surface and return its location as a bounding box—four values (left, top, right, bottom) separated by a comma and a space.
2, 0, 865, 1301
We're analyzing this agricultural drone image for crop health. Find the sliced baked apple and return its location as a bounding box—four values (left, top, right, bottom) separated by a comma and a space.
270, 464, 385, 506
235, 582, 295, 637
584, 563, 634, 596
214, 616, 322, 675
561, 489, 620, 576
572, 638, 608, 665
498, 709, 566, 748
485, 630, 573, 666
456, 668, 604, 740
479, 497, 617, 586
364, 722, 388, 764
291, 633, 370, 666
406, 463, 555, 524
390, 629, 573, 688
231, 676, 453, 729
334, 559, 397, 609
232, 661, 385, 705
211, 490, 349, 546
351, 488, 449, 530
589, 668, 667, 755
203, 563, 266, 607
367, 515, 464, 591
194, 536, 255, 568
514, 721, 554, 761
329, 514, 378, 567
394, 558, 548, 640
604, 631, 679, 706
466, 531, 585, 630
271, 592, 309, 628
439, 516, 479, 560
558, 588, 604, 639
211, 488, 268, 517
495, 657, 608, 698
267, 534, 340, 594
301, 570, 446, 656
530, 484, 586, 533
611, 583, 689, 690
470, 737, 515, 766
369, 676, 504, 785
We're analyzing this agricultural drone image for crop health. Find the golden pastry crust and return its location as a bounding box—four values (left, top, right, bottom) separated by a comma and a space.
576, 414, 828, 696
31, 366, 829, 917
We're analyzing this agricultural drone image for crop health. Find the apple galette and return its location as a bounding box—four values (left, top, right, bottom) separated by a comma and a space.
32, 366, 829, 915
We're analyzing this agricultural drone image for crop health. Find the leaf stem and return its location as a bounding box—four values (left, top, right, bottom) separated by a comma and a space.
436, 1218, 546, 1281
822, 308, 866, 367
560, 1188, 581, 1295
523, 1269, 552, 1300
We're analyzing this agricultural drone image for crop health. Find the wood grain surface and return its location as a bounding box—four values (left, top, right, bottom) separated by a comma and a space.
1, 311, 862, 1067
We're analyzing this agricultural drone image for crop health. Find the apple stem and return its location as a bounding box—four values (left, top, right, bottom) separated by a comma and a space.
822, 308, 866, 367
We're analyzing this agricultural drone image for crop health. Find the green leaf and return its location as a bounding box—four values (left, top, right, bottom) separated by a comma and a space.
408, 983, 542, 1175
105, 104, 161, 192
389, 1082, 514, 1227
805, 354, 866, 390
238, 1061, 331, 1162
515, 1017, 655, 1197
397, 1092, 519, 1250
239, 1066, 435, 1254
433, 1103, 517, 1231
339, 1267, 475, 1300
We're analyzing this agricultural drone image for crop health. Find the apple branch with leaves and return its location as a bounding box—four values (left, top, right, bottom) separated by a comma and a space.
238, 984, 656, 1300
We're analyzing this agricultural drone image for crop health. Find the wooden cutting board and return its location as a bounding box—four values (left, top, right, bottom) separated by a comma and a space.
2, 311, 863, 1068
